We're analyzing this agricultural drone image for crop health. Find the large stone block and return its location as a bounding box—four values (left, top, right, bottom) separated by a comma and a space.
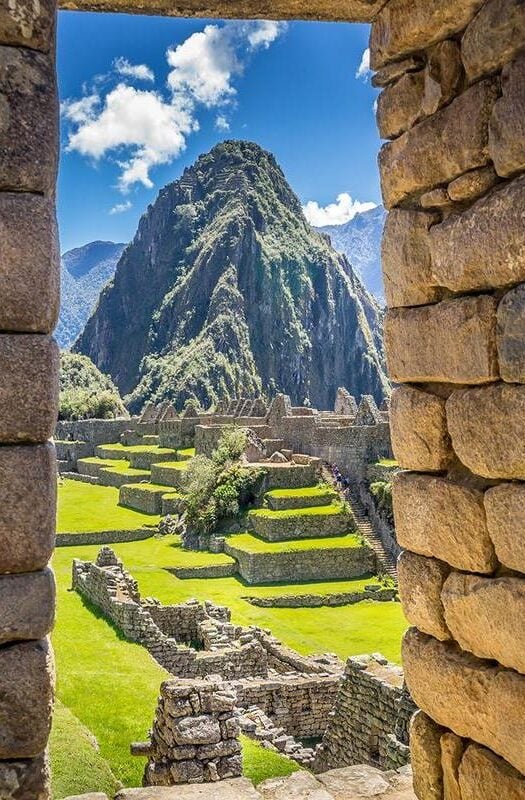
410, 712, 444, 800
0, 639, 54, 758
0, 0, 55, 50
398, 551, 451, 641
393, 472, 496, 573
0, 335, 59, 443
0, 46, 58, 194
0, 443, 56, 573
459, 744, 525, 800
497, 283, 525, 383
402, 628, 525, 775
376, 70, 425, 139
462, 0, 525, 83
490, 53, 525, 178
370, 0, 485, 70
442, 572, 525, 674
0, 754, 50, 800
440, 733, 463, 800
0, 569, 55, 643
430, 175, 525, 293
422, 39, 463, 117
447, 165, 498, 203
446, 383, 525, 479
485, 483, 525, 573
381, 208, 439, 308
384, 296, 498, 385
390, 386, 451, 471
379, 79, 498, 208
0, 193, 59, 333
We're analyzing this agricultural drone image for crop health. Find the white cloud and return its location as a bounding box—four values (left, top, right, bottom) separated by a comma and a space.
62, 20, 286, 191
114, 57, 154, 82
109, 200, 132, 214
215, 114, 230, 132
303, 193, 377, 227
355, 47, 372, 81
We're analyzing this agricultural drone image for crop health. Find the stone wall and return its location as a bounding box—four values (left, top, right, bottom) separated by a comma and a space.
372, 0, 525, 796
55, 418, 135, 445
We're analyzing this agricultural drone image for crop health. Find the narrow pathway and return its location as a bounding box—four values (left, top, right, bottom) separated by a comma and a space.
322, 465, 397, 581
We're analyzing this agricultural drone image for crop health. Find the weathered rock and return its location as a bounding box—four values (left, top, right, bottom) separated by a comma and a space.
430, 175, 525, 292
398, 552, 451, 641
422, 40, 463, 117
0, 335, 59, 443
485, 483, 525, 573
459, 744, 525, 800
393, 472, 496, 573
0, 194, 59, 333
63, 795, 109, 800
446, 383, 525, 479
442, 572, 525, 673
376, 70, 425, 139
0, 569, 55, 642
116, 779, 262, 800
370, 0, 485, 70
490, 53, 525, 178
402, 628, 525, 775
447, 165, 498, 202
390, 386, 451, 472
419, 188, 453, 211
316, 764, 391, 798
381, 209, 439, 308
258, 770, 332, 799
0, 0, 55, 50
379, 79, 498, 208
384, 296, 498, 384
462, 0, 525, 82
372, 56, 424, 88
0, 443, 56, 573
0, 46, 58, 194
440, 733, 463, 800
497, 283, 525, 382
410, 712, 444, 800
0, 639, 54, 758
334, 387, 357, 416
0, 754, 50, 800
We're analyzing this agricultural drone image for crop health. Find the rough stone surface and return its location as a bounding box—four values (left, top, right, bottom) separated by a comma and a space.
410, 712, 444, 800
372, 56, 424, 88
398, 551, 451, 641
0, 754, 50, 800
381, 209, 439, 308
403, 628, 525, 775
497, 283, 525, 382
258, 770, 333, 799
0, 335, 59, 443
430, 175, 525, 293
116, 779, 262, 800
440, 733, 463, 800
459, 744, 525, 800
384, 296, 498, 384
442, 572, 525, 673
485, 483, 525, 573
446, 383, 525, 479
0, 46, 58, 194
0, 639, 54, 758
393, 472, 496, 573
447, 165, 498, 202
422, 39, 463, 117
0, 569, 55, 642
390, 386, 451, 471
489, 53, 525, 177
370, 0, 485, 69
0, 193, 59, 333
376, 70, 425, 139
462, 0, 525, 82
379, 79, 499, 208
0, 0, 55, 50
419, 188, 452, 211
0, 443, 56, 573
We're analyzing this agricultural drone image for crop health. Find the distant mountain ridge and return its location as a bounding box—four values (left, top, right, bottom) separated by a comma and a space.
318, 205, 386, 304
75, 141, 389, 411
57, 241, 126, 349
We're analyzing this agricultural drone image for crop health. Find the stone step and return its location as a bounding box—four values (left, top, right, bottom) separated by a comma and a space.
119, 483, 174, 515
150, 461, 189, 488
265, 486, 337, 511
248, 505, 354, 542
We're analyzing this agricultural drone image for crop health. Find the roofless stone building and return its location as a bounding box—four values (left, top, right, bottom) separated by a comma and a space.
1, 0, 525, 797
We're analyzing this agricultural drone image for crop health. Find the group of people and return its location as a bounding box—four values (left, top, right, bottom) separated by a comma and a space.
326, 462, 350, 498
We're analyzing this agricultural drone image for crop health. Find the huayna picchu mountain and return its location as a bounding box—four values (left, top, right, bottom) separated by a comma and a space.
75, 141, 389, 412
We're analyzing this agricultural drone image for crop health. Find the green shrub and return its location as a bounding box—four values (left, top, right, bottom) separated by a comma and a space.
212, 426, 248, 467
60, 353, 127, 420
370, 480, 393, 524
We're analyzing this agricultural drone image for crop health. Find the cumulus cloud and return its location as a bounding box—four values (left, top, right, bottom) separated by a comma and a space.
109, 200, 133, 214
302, 193, 377, 227
355, 47, 372, 81
62, 20, 286, 192
114, 57, 154, 82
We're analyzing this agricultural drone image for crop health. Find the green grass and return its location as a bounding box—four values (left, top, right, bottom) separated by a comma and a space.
152, 460, 189, 470
265, 485, 335, 499
227, 532, 362, 553
100, 462, 150, 477
250, 503, 344, 519
113, 444, 177, 455
177, 448, 196, 457
121, 482, 173, 493
376, 458, 399, 468
241, 736, 299, 785
58, 480, 160, 532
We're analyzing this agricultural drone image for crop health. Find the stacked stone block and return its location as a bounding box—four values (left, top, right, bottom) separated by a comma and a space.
372, 0, 525, 795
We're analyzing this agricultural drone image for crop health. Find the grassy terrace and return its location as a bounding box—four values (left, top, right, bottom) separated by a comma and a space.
227, 531, 362, 553
250, 503, 345, 518
57, 479, 160, 532
265, 486, 336, 499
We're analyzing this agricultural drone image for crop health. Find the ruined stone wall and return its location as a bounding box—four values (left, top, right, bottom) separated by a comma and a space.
55, 417, 134, 444
372, 0, 525, 796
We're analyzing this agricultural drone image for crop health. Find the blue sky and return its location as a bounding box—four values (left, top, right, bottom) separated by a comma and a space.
57, 12, 379, 252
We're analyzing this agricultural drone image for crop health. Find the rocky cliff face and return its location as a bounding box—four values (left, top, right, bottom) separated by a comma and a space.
75, 141, 389, 411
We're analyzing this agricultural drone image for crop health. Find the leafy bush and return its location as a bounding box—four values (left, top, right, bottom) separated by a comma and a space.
60, 353, 128, 421
212, 426, 248, 467
369, 480, 393, 524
